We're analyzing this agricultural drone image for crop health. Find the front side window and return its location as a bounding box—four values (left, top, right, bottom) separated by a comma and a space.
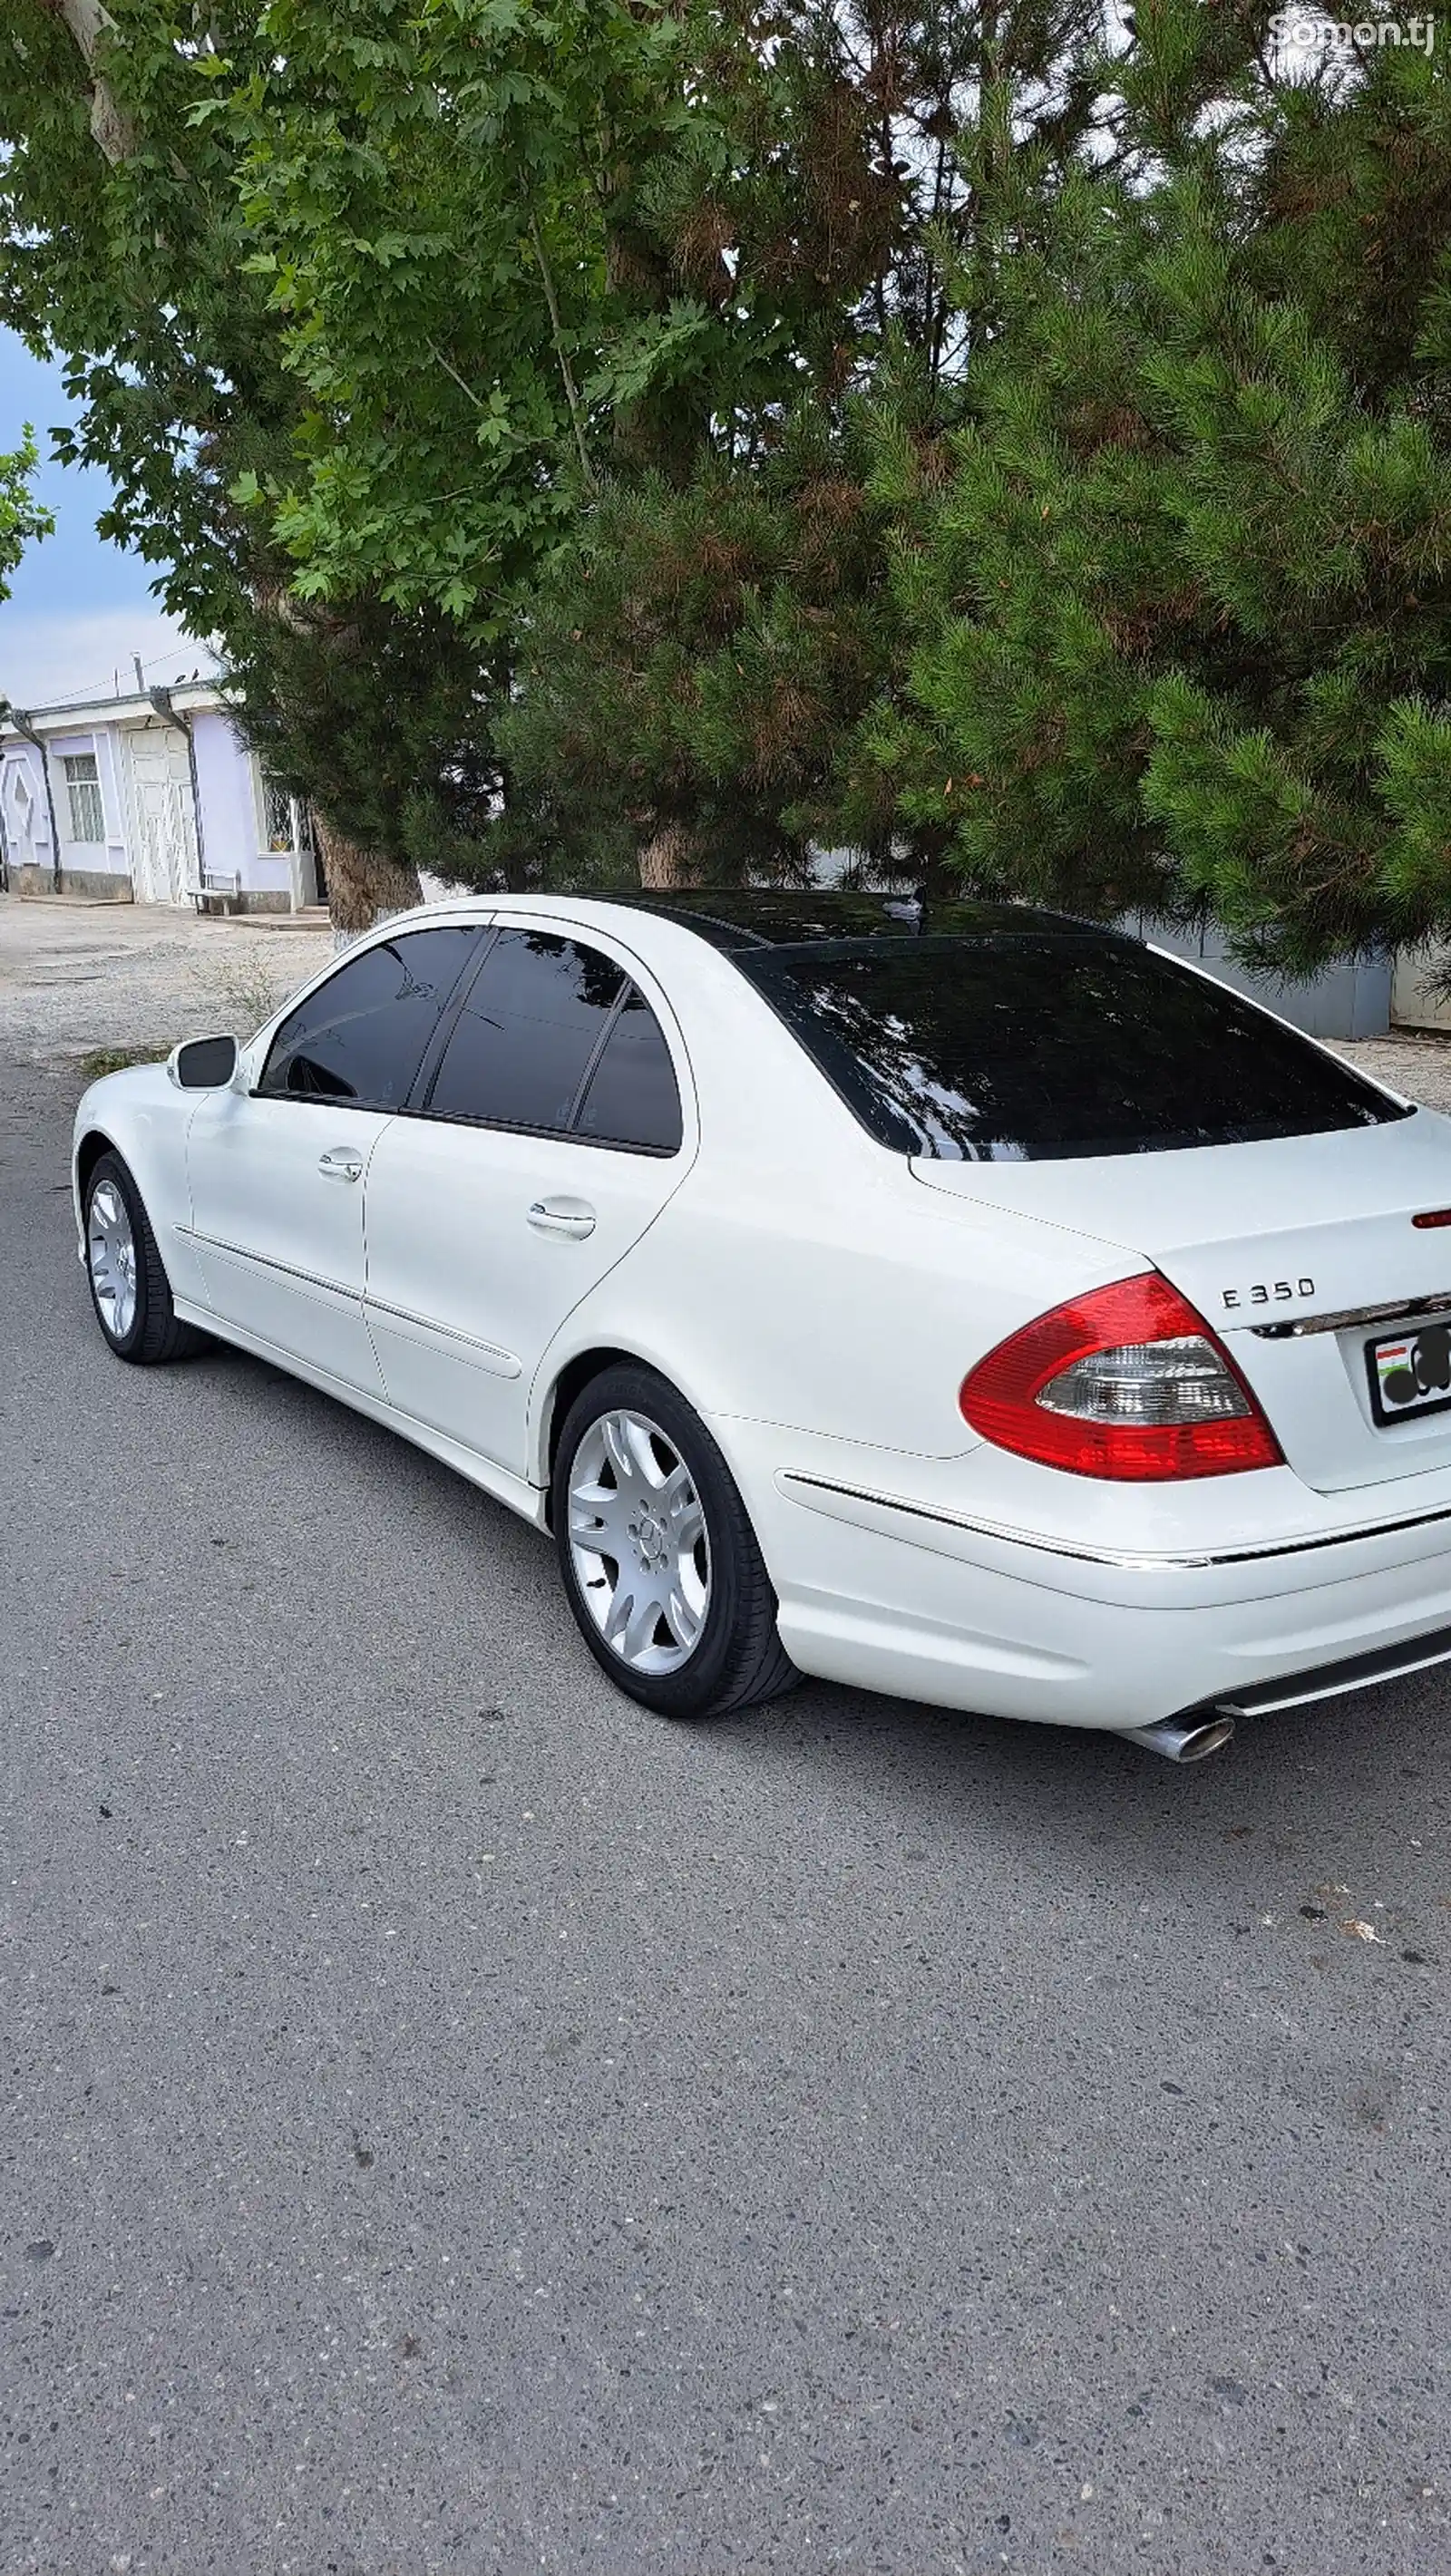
258, 926, 481, 1108
63, 752, 104, 843
425, 931, 628, 1133
745, 935, 1410, 1162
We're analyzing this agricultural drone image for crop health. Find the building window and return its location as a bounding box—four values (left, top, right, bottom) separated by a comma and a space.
260, 770, 317, 857
63, 751, 105, 843
261, 773, 295, 851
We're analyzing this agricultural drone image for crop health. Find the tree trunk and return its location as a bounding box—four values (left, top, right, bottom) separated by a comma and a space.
915, 824, 957, 910
637, 820, 701, 889
315, 814, 423, 938
40, 0, 138, 164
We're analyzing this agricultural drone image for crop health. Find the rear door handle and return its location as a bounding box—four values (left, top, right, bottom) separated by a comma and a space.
528, 1198, 597, 1241
318, 1147, 365, 1184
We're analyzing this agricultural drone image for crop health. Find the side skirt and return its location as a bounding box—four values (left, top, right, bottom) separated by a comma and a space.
171, 1298, 550, 1532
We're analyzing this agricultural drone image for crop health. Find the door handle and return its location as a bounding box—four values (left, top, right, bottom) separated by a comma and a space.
318, 1147, 365, 1184
528, 1198, 597, 1241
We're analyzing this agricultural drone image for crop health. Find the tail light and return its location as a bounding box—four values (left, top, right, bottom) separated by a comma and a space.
959, 1272, 1283, 1481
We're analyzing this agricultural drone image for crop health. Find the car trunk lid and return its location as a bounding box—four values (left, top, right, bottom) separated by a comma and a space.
912, 1110, 1451, 1492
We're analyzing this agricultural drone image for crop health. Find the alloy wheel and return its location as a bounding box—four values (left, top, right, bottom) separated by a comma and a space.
88, 1178, 138, 1343
567, 1408, 711, 1673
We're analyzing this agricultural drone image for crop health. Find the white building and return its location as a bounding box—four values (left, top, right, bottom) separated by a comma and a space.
0, 681, 325, 913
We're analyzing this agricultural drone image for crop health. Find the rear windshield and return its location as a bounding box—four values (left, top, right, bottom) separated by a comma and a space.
742, 935, 1409, 1161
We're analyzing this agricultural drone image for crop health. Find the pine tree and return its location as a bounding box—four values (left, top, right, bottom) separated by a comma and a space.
482, 0, 1119, 886
893, 0, 1451, 968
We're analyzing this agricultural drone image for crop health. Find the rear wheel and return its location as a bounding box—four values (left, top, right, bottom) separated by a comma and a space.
83, 1150, 209, 1366
552, 1364, 797, 1719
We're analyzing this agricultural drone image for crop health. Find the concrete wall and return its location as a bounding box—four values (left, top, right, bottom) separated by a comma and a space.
1129, 914, 1392, 1040
1391, 948, 1451, 1033
3, 728, 137, 899
11, 861, 134, 900
0, 736, 52, 883
53, 727, 131, 890
190, 709, 300, 909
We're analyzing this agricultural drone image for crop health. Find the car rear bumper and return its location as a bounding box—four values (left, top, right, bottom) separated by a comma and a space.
733, 1434, 1451, 1733
1190, 1620, 1451, 1719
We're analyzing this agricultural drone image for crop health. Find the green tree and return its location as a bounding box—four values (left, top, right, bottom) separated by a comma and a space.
492, 395, 934, 892
219, 0, 717, 615
5, 0, 792, 911
0, 1, 516, 925
215, 0, 781, 885
219, 3, 1117, 888
479, 3, 1122, 886
892, 0, 1451, 969
0, 426, 51, 618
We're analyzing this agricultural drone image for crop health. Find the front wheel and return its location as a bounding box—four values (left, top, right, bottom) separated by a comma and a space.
83, 1149, 209, 1365
552, 1364, 797, 1719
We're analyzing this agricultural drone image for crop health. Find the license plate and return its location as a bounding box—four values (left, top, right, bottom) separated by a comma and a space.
1368, 1318, 1451, 1424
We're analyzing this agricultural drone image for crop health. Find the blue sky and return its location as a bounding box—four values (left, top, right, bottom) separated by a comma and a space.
0, 329, 219, 710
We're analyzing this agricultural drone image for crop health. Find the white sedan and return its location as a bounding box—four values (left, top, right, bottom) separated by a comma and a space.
71, 889, 1451, 1761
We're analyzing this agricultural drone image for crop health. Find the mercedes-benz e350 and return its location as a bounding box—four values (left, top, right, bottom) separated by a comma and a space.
72, 890, 1451, 1763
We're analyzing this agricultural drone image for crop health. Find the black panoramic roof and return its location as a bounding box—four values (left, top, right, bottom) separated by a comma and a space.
592, 887, 1111, 952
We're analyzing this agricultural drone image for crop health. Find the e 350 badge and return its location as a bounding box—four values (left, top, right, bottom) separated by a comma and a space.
1221, 1278, 1316, 1312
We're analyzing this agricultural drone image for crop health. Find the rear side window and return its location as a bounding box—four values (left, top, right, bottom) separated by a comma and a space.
576, 987, 683, 1152
258, 926, 480, 1108
745, 936, 1409, 1162
425, 930, 626, 1132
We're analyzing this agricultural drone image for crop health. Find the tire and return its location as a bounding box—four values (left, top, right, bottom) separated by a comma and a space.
551, 1363, 798, 1719
83, 1149, 210, 1366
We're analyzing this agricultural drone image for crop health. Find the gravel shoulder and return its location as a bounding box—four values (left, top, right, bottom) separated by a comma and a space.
1329, 1032, 1451, 1113
0, 891, 331, 1062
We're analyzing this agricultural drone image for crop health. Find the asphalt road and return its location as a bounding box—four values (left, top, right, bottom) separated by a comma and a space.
4, 1052, 1450, 2576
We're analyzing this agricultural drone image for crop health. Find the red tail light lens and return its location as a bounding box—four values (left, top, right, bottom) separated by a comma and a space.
959, 1273, 1283, 1480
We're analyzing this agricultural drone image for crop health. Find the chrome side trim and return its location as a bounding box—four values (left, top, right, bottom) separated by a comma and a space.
179, 1228, 522, 1375
776, 1468, 1451, 1572
364, 1294, 521, 1379
1251, 1289, 1451, 1339
177, 1225, 355, 1302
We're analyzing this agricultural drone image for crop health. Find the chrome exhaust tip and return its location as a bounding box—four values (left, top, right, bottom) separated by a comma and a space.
1120, 1713, 1236, 1764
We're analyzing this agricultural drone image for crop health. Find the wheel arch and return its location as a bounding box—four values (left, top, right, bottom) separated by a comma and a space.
73, 1124, 123, 1245
538, 1345, 647, 1522
71, 1074, 201, 1311
536, 1339, 739, 1523
72, 1073, 182, 1228
75, 1126, 117, 1203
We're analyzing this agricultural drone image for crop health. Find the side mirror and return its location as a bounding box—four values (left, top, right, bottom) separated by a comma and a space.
168, 1035, 239, 1092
